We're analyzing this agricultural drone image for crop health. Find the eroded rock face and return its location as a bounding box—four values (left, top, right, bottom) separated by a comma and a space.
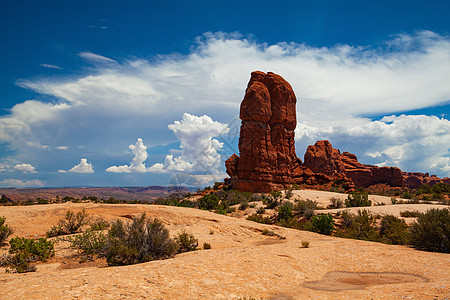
226, 71, 321, 192
304, 140, 450, 188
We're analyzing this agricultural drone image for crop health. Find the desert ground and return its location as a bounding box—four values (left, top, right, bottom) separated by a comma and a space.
0, 190, 449, 299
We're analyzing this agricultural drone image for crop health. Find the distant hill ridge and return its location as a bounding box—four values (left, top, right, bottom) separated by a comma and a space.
0, 186, 196, 202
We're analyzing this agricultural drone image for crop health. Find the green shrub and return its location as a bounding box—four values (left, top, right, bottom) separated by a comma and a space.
246, 214, 272, 224
174, 231, 198, 253
47, 210, 90, 237
9, 237, 55, 262
239, 202, 249, 210
2, 237, 55, 273
261, 229, 275, 236
0, 216, 13, 244
66, 230, 107, 258
336, 210, 380, 242
379, 215, 409, 245
329, 197, 344, 209
304, 213, 335, 235
400, 210, 421, 218
345, 191, 371, 207
106, 214, 177, 266
301, 241, 310, 248
285, 188, 293, 199
203, 242, 211, 250
90, 217, 110, 231
263, 191, 281, 209
277, 202, 293, 223
198, 194, 220, 210
409, 208, 450, 253
256, 207, 266, 214
293, 199, 317, 219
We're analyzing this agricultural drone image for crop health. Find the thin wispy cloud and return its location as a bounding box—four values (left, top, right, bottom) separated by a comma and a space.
79, 52, 117, 64
40, 64, 62, 69
0, 179, 44, 187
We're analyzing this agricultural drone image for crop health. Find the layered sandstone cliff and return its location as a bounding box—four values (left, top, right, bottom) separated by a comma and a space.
304, 140, 450, 189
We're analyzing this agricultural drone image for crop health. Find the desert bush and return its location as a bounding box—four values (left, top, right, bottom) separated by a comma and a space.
261, 229, 276, 236
47, 210, 90, 237
2, 237, 55, 273
263, 191, 282, 209
256, 207, 266, 214
379, 215, 409, 245
0, 216, 13, 244
409, 208, 450, 253
9, 237, 55, 261
197, 194, 220, 210
293, 199, 317, 219
329, 197, 344, 209
66, 230, 107, 258
345, 191, 371, 207
285, 188, 293, 199
400, 210, 421, 218
390, 197, 398, 204
246, 214, 272, 224
203, 242, 211, 250
336, 210, 380, 242
174, 231, 198, 253
90, 217, 110, 231
239, 201, 249, 210
277, 202, 293, 223
304, 213, 335, 235
106, 214, 177, 266
301, 241, 310, 248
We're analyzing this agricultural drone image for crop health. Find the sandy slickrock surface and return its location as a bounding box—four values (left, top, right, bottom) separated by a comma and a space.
0, 197, 449, 299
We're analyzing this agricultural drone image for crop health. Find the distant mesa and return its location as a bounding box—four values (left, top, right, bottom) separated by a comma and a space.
225, 71, 449, 192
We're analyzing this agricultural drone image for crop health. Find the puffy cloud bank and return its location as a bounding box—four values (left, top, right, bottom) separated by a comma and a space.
58, 158, 94, 173
149, 113, 229, 174
14, 164, 36, 173
0, 30, 449, 184
106, 138, 149, 173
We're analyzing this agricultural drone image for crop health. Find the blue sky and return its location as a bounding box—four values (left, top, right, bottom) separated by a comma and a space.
1, 0, 449, 188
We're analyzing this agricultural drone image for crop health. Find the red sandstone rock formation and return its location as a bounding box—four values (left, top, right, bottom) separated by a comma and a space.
304, 140, 449, 189
225, 71, 327, 192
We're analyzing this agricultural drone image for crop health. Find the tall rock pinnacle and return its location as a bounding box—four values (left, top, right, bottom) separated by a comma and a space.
225, 71, 322, 192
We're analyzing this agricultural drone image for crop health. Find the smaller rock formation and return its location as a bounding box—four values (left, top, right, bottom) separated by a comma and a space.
304, 140, 450, 189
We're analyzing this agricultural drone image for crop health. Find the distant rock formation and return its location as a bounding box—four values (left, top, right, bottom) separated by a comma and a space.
304, 140, 450, 189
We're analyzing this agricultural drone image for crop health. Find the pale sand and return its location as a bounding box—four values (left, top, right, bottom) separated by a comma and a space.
0, 191, 448, 299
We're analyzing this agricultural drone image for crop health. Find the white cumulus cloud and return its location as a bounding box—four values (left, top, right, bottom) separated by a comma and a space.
14, 163, 36, 173
148, 113, 229, 174
64, 158, 95, 173
106, 138, 149, 173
